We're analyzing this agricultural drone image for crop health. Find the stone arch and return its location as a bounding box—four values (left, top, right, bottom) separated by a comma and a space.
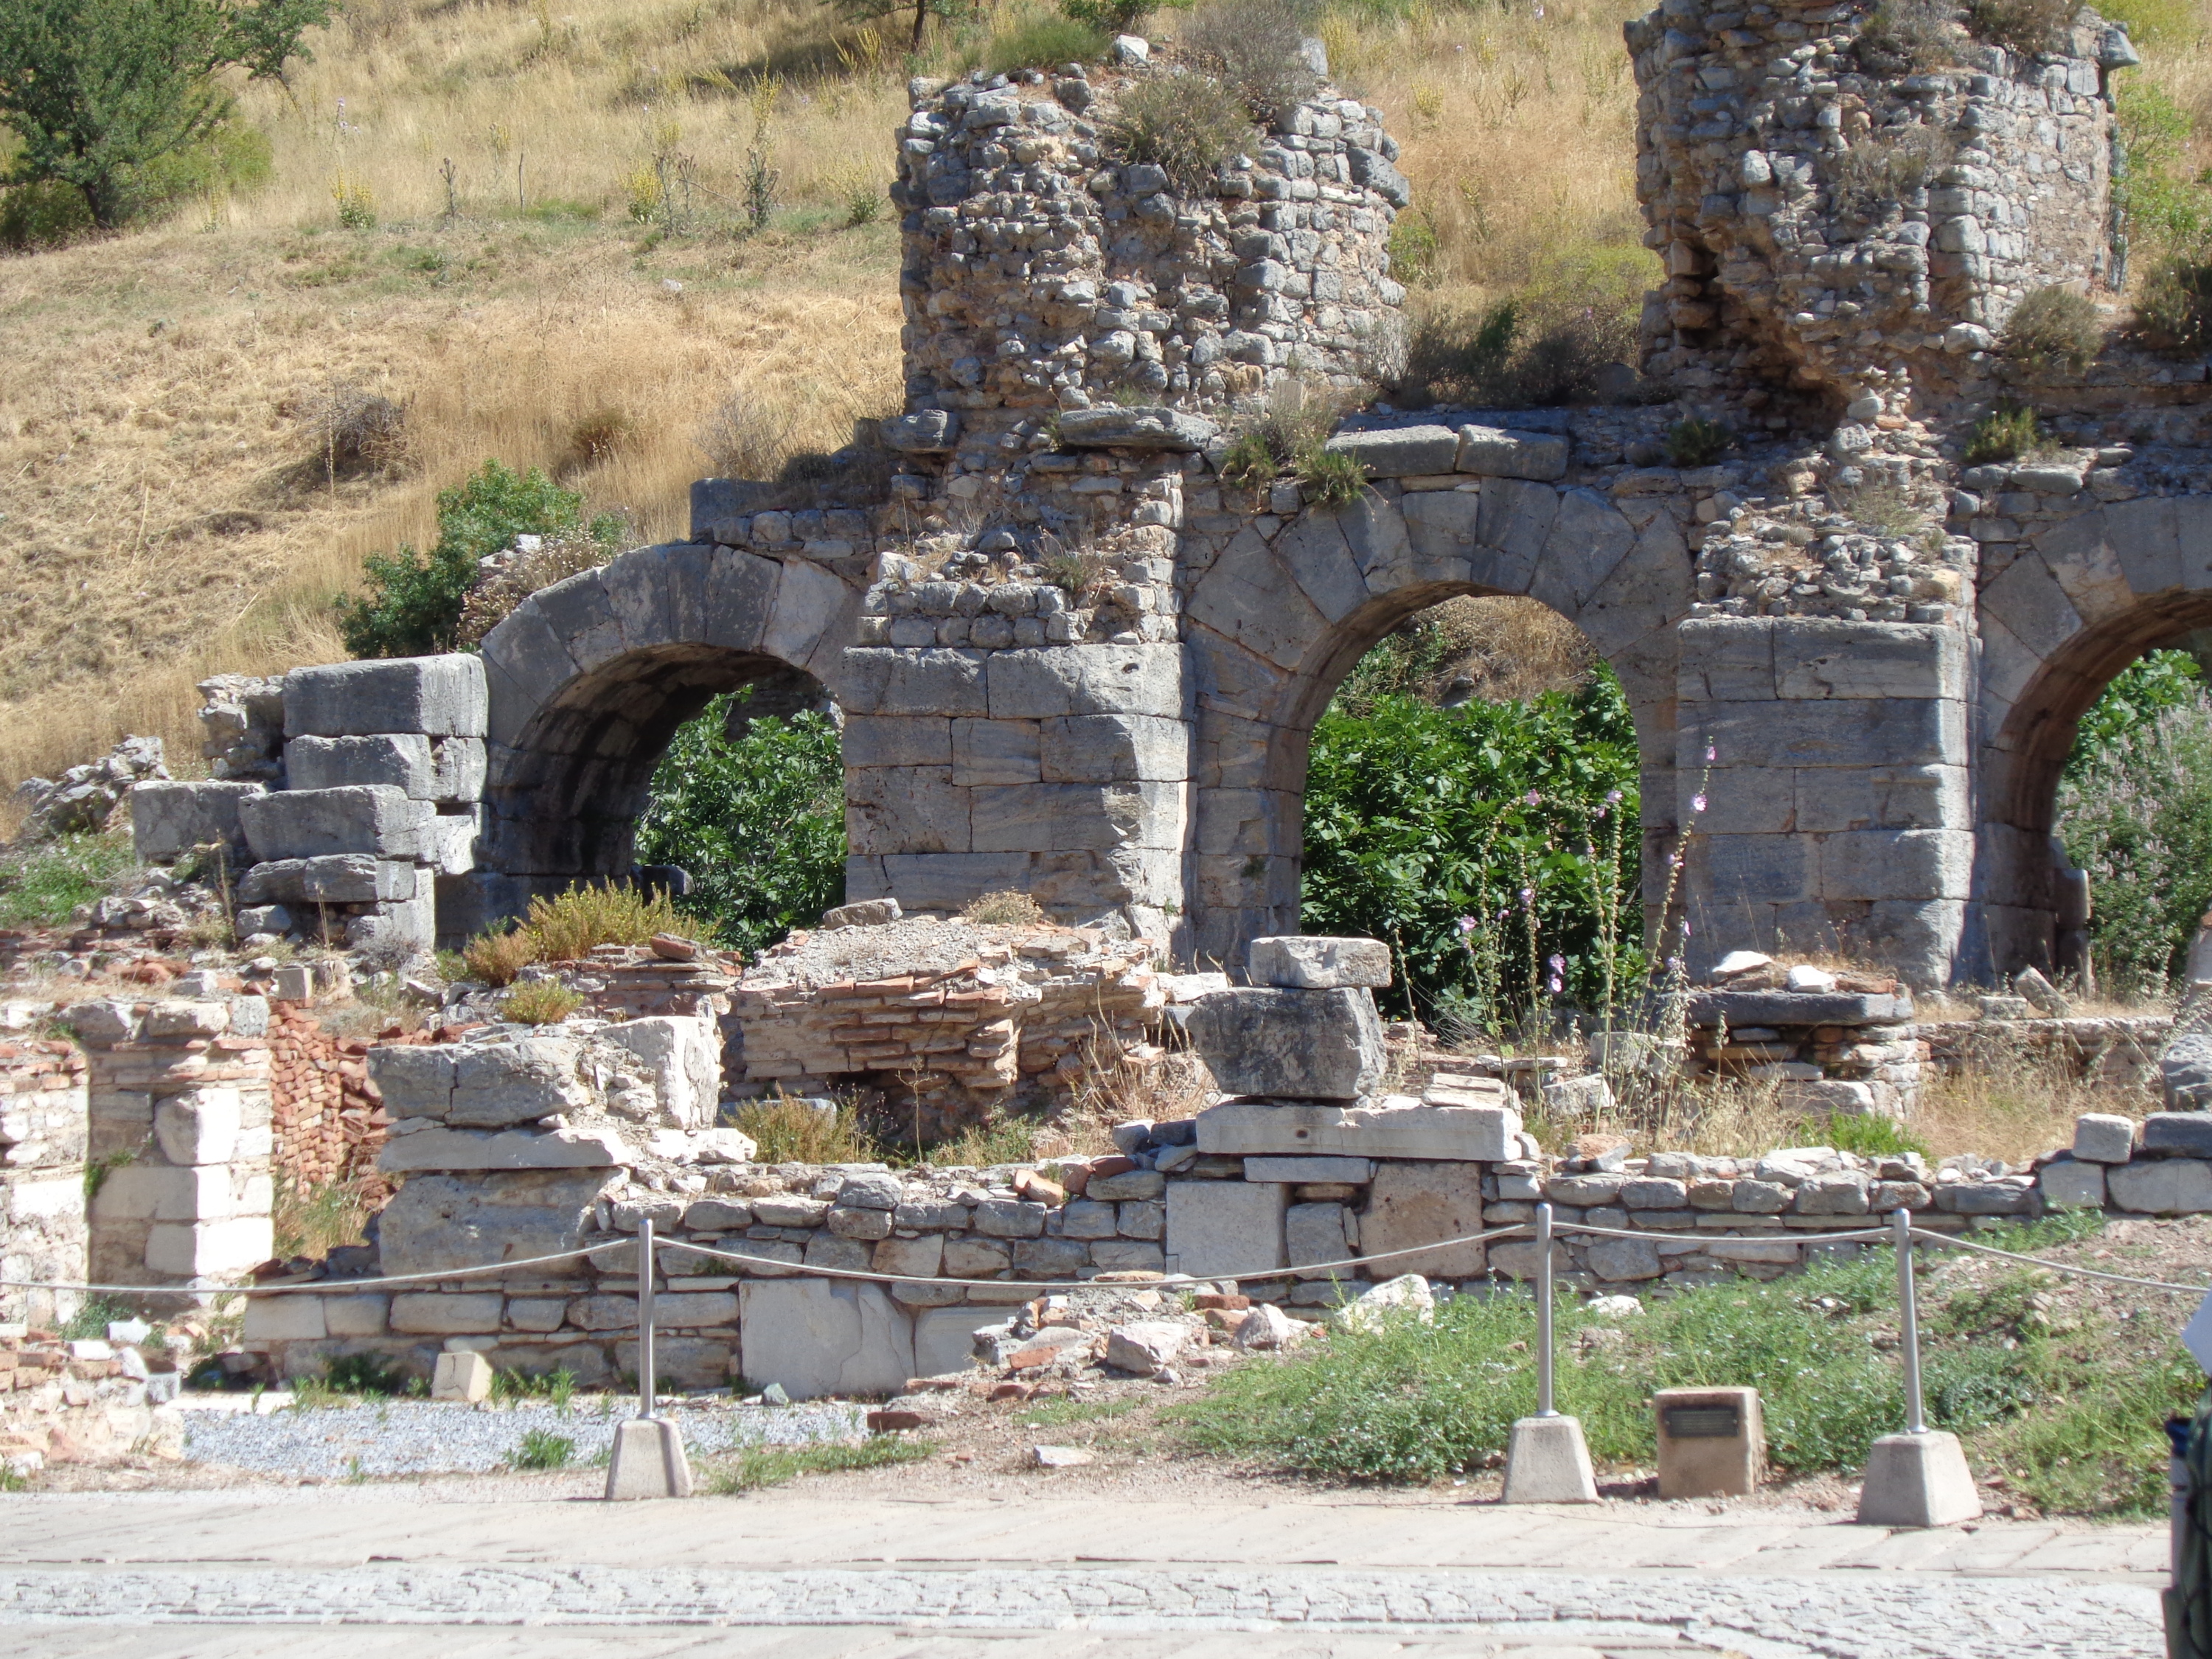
1973, 496, 2212, 978
1182, 482, 1693, 970
474, 543, 861, 914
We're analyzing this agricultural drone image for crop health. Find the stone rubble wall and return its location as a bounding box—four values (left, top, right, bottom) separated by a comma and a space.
1680, 980, 1925, 1110
0, 1328, 183, 1477
71, 996, 274, 1294
0, 1042, 89, 1329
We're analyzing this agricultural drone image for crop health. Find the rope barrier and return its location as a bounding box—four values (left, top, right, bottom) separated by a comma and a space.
1906, 1225, 2212, 1296
0, 1243, 623, 1299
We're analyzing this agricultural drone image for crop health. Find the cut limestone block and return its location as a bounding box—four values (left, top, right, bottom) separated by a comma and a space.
1246, 936, 1392, 990
738, 1279, 914, 1399
2142, 1113, 2212, 1158
238, 786, 431, 863
2107, 1158, 2212, 1214
1196, 1096, 1522, 1162
432, 1350, 494, 1402
375, 1171, 606, 1279
2035, 1158, 2104, 1210
1164, 1178, 1286, 1281
285, 734, 436, 798
1183, 987, 1385, 1100
2070, 1113, 2136, 1164
1357, 1161, 1486, 1278
131, 780, 262, 861
285, 655, 488, 739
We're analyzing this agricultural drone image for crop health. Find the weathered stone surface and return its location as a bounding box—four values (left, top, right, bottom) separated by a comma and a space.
1245, 936, 1391, 990
1197, 1097, 1521, 1161
375, 1172, 608, 1278
597, 1017, 720, 1131
285, 734, 437, 799
2037, 1158, 2105, 1210
1455, 425, 1570, 481
2142, 1113, 2212, 1158
883, 410, 959, 453
376, 1122, 630, 1172
448, 1040, 594, 1128
1586, 1236, 1664, 1281
1183, 987, 1385, 1100
1359, 1162, 1486, 1278
1104, 1321, 1189, 1375
1056, 407, 1217, 451
1164, 1178, 1285, 1279
131, 781, 262, 861
1285, 1201, 1352, 1278
1324, 425, 1459, 476
1242, 1156, 1374, 1184
738, 1279, 914, 1399
285, 655, 487, 738
239, 787, 428, 863
2071, 1113, 2136, 1164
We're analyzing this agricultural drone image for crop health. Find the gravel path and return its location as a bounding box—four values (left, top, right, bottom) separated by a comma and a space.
0, 1562, 2162, 1658
181, 1398, 866, 1479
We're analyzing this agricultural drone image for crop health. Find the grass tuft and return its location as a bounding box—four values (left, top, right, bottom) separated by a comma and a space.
703, 1436, 933, 1493
1964, 400, 2045, 465
511, 1427, 576, 1470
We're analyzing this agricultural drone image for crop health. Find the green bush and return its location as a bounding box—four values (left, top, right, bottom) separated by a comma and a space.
1294, 445, 1366, 507
1106, 72, 1254, 194
1385, 209, 1441, 288
1060, 0, 1147, 32
1963, 400, 2042, 464
1301, 667, 1641, 1029
0, 178, 94, 251
2131, 254, 2212, 356
2058, 653, 2212, 995
2000, 286, 2102, 377
511, 1428, 574, 1470
1397, 248, 1646, 408
1965, 0, 2072, 58
0, 832, 138, 927
635, 692, 844, 956
1664, 417, 1730, 467
337, 460, 604, 658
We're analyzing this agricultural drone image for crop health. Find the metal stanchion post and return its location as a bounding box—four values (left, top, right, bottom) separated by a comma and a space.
1895, 1206, 1926, 1436
1501, 1202, 1596, 1503
638, 1217, 658, 1419
1534, 1201, 1557, 1419
603, 1216, 691, 1500
1854, 1208, 1978, 1527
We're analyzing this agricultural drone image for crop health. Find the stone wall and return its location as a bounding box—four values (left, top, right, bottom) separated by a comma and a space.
0, 1040, 88, 1329
0, 1326, 182, 1478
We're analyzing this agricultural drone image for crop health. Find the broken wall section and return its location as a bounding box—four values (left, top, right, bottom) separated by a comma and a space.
0, 1040, 89, 1329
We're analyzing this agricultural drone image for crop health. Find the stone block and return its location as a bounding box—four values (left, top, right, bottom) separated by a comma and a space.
911, 1305, 998, 1377
1359, 1162, 1486, 1278
985, 644, 1180, 720
944, 1237, 1012, 1276
1165, 1179, 1287, 1279
377, 1122, 630, 1173
131, 781, 262, 861
1246, 936, 1392, 990
285, 734, 437, 798
449, 1039, 593, 1127
604, 1416, 694, 1500
1655, 1386, 1762, 1500
1039, 714, 1189, 784
1323, 425, 1460, 477
2110, 1158, 2212, 1214
432, 1351, 494, 1402
1501, 1413, 1599, 1503
239, 787, 428, 863
1773, 620, 1966, 701
153, 1090, 245, 1165
1055, 406, 1217, 450
1183, 987, 1385, 1100
285, 655, 488, 738
1090, 1240, 1166, 1273
1455, 425, 1570, 481
1285, 1202, 1351, 1278
2071, 1113, 2136, 1164
375, 1172, 607, 1279
597, 1017, 720, 1132
145, 1217, 271, 1279
1586, 1236, 1664, 1281
1087, 1169, 1164, 1200
1684, 990, 1915, 1029
1197, 1097, 1521, 1162
243, 1295, 325, 1341
323, 1295, 390, 1337
872, 1235, 945, 1281
839, 649, 989, 718
1855, 1430, 1981, 1527
367, 1045, 457, 1118
1104, 1321, 1189, 1375
738, 1279, 914, 1399
2037, 1158, 2105, 1210
433, 737, 487, 801
238, 854, 417, 905
1242, 1156, 1374, 1184
390, 1292, 505, 1334
1116, 1199, 1165, 1239
2142, 1113, 2212, 1158
950, 718, 1042, 786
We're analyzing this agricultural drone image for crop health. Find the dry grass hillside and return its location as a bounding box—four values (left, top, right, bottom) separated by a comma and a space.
1, 0, 2208, 789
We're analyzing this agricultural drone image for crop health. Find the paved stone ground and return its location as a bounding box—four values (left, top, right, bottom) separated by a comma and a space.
0, 1490, 2166, 1658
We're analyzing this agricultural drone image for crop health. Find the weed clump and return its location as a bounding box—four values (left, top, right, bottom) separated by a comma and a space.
1295, 445, 1368, 507
2129, 255, 2212, 356
1965, 0, 2073, 58
2000, 287, 2103, 377
731, 1094, 874, 1164
511, 1428, 576, 1470
1397, 253, 1644, 409
1828, 124, 1952, 218
459, 882, 689, 985
1854, 0, 1966, 72
705, 1436, 933, 1493
1665, 417, 1731, 468
1180, 0, 1319, 123
503, 979, 584, 1025
987, 15, 1107, 74
1964, 400, 2043, 464
1107, 74, 1254, 195
964, 888, 1048, 925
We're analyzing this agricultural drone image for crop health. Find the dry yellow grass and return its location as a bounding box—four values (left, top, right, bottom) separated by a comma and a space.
1, 0, 2208, 789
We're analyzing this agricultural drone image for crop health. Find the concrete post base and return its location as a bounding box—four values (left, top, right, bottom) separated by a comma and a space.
1501, 1414, 1599, 1504
1854, 1430, 1981, 1527
605, 1416, 693, 1500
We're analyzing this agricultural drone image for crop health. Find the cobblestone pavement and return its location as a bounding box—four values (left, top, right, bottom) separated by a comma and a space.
0, 1562, 2162, 1658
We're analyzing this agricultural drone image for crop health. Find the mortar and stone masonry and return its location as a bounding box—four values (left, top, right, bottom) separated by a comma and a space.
116, 3, 2212, 994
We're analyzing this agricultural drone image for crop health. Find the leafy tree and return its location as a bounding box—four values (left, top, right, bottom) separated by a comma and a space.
2064, 647, 2204, 779
0, 0, 328, 230
821, 0, 973, 54
338, 461, 593, 658
1301, 665, 1642, 1031
636, 692, 845, 956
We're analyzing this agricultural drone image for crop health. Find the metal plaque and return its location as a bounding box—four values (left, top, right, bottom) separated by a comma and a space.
1662, 1403, 1742, 1439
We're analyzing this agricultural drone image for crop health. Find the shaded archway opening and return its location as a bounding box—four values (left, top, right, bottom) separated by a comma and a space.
1275, 585, 1666, 1037
481, 643, 841, 895
1986, 594, 2212, 988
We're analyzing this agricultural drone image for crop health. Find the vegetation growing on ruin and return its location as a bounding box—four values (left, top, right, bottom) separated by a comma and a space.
459, 881, 689, 985
0, 830, 139, 928
1182, 1214, 2199, 1517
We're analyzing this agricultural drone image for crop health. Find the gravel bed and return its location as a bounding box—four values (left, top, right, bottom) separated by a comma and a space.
181, 1397, 869, 1480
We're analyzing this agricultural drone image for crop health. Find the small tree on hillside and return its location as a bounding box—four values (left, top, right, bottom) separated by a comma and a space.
821, 0, 974, 55
0, 0, 329, 230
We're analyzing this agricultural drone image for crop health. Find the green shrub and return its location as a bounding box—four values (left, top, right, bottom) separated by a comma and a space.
635, 693, 844, 956
732, 1095, 875, 1164
0, 832, 138, 927
1214, 430, 1279, 491
2130, 254, 2212, 356
1301, 667, 1641, 1027
338, 460, 591, 658
1180, 0, 1318, 122
1106, 72, 1254, 194
990, 12, 1106, 71
58, 1294, 135, 1342
2058, 659, 2212, 995
1965, 0, 2072, 58
0, 178, 95, 251
1813, 1111, 1930, 1159
1060, 0, 1147, 32
2115, 83, 2211, 254
1295, 445, 1366, 508
1828, 122, 1952, 218
2000, 286, 2102, 376
511, 1428, 575, 1470
502, 980, 583, 1024
1963, 400, 2042, 464
1397, 248, 1645, 408
1385, 209, 1441, 288
1664, 417, 1730, 467
1854, 0, 1964, 72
